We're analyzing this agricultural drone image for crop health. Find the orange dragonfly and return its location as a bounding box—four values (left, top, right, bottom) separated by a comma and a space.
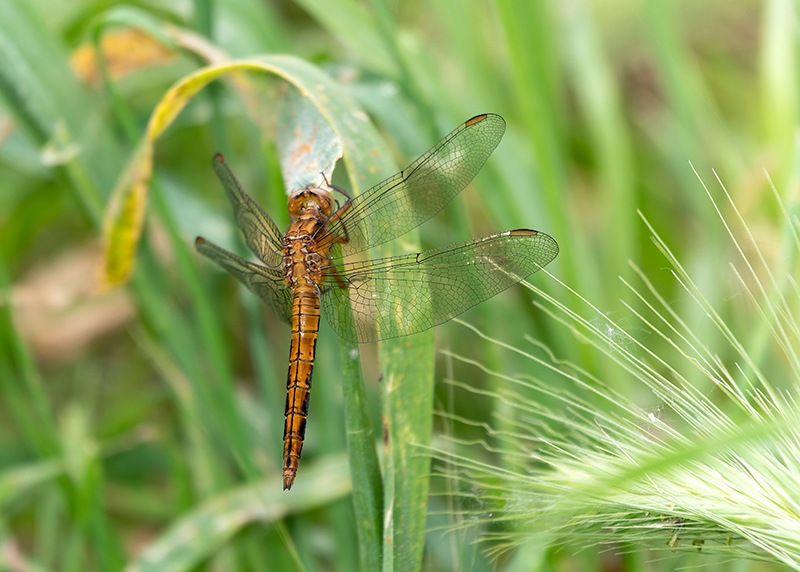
195, 113, 558, 489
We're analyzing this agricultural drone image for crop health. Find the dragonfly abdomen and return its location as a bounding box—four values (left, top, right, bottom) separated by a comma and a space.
282, 285, 321, 490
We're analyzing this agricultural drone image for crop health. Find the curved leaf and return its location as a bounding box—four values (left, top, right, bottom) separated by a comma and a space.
127, 455, 350, 572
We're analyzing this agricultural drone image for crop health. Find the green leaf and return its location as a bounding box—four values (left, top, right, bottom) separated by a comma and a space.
0, 459, 63, 509
127, 455, 351, 572
275, 89, 342, 191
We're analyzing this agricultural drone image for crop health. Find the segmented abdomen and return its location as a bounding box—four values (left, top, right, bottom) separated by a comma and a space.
282, 285, 320, 490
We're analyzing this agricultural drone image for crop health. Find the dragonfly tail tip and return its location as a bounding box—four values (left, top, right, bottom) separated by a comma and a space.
283, 470, 296, 490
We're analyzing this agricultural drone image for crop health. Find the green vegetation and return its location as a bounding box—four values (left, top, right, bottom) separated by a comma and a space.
1, 0, 796, 570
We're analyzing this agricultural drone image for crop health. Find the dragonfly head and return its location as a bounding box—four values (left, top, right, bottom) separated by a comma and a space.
287, 187, 334, 220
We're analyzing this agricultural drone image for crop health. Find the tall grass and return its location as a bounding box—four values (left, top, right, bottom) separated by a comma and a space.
0, 0, 794, 570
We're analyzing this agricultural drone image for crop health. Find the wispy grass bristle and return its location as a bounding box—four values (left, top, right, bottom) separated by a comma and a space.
432, 171, 800, 568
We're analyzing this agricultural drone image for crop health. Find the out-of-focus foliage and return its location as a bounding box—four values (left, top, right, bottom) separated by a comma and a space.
0, 0, 795, 570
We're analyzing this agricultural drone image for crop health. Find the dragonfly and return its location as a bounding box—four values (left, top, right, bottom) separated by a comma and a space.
195, 113, 559, 490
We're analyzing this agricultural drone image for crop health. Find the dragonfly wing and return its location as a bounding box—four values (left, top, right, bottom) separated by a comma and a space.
212, 154, 284, 269
320, 229, 558, 343
196, 236, 292, 324
321, 114, 506, 255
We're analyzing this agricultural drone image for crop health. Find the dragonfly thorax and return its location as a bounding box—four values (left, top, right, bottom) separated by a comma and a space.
287, 187, 333, 221
282, 215, 331, 291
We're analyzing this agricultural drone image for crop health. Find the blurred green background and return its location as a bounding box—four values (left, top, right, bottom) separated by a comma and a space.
1, 0, 796, 570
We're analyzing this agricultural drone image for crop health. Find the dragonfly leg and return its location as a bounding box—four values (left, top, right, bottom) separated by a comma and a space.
323, 264, 349, 289
316, 199, 353, 249
321, 171, 353, 201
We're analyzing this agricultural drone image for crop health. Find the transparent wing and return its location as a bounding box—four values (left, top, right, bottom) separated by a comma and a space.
195, 236, 292, 324
320, 114, 506, 255
320, 229, 558, 343
212, 154, 284, 269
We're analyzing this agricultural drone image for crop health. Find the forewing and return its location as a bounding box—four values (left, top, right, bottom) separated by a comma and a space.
195, 236, 292, 324
212, 154, 284, 269
321, 229, 558, 342
320, 114, 506, 255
